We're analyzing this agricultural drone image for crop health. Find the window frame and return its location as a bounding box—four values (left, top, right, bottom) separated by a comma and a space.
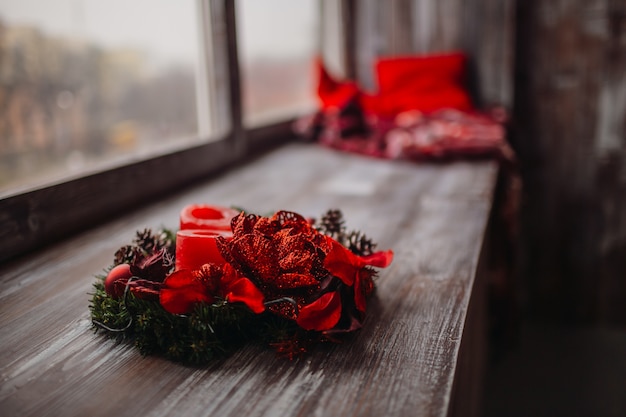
0, 0, 350, 263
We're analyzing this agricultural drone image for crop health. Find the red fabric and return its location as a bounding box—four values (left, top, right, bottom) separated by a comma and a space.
316, 58, 360, 110
323, 236, 394, 312
323, 237, 359, 286
300, 54, 509, 162
367, 52, 473, 116
324, 236, 394, 286
360, 250, 395, 269
384, 108, 508, 160
376, 53, 466, 94
316, 52, 473, 117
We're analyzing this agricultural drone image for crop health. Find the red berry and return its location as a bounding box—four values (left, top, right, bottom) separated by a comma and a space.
104, 264, 132, 299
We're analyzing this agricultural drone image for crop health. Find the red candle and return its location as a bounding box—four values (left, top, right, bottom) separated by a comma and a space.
180, 204, 240, 231
175, 229, 232, 271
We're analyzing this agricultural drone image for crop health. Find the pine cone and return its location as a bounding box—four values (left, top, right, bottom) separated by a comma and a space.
134, 229, 175, 255
316, 209, 345, 239
114, 245, 141, 265
134, 229, 157, 252
346, 230, 376, 256
114, 228, 175, 266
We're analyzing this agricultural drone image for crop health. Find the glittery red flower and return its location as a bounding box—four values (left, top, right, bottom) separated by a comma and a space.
160, 263, 265, 315
217, 211, 394, 332
217, 211, 331, 295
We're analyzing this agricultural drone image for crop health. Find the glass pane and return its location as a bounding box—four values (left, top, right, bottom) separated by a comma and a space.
0, 0, 208, 194
236, 0, 319, 126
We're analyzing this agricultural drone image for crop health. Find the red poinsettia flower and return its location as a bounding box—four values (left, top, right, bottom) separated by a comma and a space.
217, 212, 332, 312
160, 263, 265, 315
217, 210, 394, 332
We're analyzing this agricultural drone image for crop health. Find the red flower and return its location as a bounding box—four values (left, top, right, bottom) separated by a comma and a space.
217, 210, 394, 332
160, 263, 265, 315
217, 212, 331, 312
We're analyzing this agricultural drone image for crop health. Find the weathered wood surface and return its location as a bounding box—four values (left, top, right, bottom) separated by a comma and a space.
0, 143, 497, 417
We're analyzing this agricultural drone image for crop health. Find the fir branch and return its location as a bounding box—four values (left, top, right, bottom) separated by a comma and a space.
90, 279, 270, 364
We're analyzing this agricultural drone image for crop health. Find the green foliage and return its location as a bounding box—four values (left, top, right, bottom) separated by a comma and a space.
90, 276, 260, 365
90, 278, 309, 364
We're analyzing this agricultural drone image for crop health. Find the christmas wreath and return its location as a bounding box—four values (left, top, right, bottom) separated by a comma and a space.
90, 205, 393, 364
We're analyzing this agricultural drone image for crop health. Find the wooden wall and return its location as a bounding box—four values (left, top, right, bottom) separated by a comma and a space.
351, 0, 626, 324
513, 0, 626, 323
354, 0, 515, 107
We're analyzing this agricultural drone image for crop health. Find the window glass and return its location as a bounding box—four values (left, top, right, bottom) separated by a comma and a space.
236, 0, 319, 126
0, 0, 207, 194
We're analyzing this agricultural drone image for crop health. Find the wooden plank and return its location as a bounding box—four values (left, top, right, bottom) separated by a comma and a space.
0, 143, 497, 417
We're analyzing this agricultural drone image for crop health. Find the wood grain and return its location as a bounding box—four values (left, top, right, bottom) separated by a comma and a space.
0, 143, 497, 417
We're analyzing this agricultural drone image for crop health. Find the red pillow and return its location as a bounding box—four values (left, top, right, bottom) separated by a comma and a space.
367, 52, 473, 116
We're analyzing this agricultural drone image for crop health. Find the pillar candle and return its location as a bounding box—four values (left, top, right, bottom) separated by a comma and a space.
175, 229, 232, 271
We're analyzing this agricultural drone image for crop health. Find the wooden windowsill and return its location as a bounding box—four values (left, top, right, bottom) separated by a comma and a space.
0, 142, 498, 417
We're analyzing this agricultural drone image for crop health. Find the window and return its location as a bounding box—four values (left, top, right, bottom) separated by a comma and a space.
236, 0, 319, 126
0, 0, 214, 195
0, 0, 346, 262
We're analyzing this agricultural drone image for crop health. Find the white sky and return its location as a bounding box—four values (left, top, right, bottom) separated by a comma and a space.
0, 0, 318, 67
0, 0, 198, 67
